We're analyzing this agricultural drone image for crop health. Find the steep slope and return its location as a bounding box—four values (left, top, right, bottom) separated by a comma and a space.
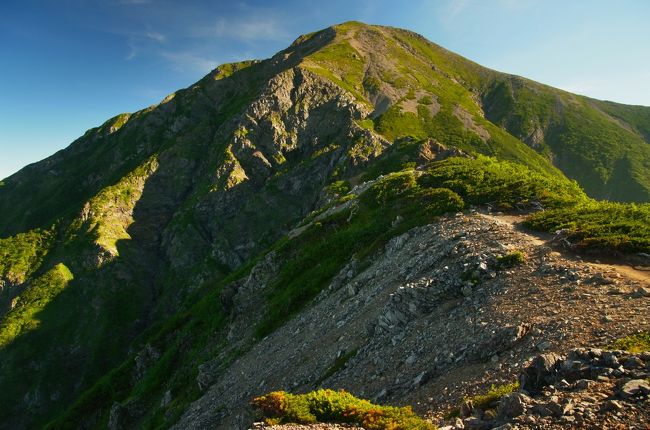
0, 21, 648, 430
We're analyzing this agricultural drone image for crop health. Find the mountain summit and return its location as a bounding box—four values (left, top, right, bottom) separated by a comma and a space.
0, 22, 648, 429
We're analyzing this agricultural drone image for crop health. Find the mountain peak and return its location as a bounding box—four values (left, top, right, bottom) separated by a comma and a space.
0, 20, 649, 430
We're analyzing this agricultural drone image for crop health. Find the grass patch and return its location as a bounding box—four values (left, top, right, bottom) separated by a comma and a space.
496, 251, 525, 268
0, 264, 73, 349
467, 382, 520, 410
609, 332, 650, 353
0, 228, 53, 285
252, 389, 434, 430
419, 156, 586, 209
447, 382, 520, 418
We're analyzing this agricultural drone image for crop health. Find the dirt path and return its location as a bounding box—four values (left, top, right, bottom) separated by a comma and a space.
480, 213, 650, 285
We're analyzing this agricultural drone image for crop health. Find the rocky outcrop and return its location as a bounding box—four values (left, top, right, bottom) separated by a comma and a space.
441, 347, 650, 429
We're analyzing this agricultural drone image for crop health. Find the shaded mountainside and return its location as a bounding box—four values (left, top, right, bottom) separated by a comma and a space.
0, 21, 648, 430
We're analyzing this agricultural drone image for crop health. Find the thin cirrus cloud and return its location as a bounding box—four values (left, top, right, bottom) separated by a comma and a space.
207, 15, 290, 42
159, 50, 219, 74
124, 30, 166, 60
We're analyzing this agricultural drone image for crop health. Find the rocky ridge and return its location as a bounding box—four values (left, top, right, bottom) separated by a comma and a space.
168, 210, 649, 429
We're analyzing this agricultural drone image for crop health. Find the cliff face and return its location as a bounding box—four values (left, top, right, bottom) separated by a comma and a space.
0, 21, 648, 429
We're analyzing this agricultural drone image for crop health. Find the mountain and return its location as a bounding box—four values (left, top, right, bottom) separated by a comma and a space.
0, 21, 648, 430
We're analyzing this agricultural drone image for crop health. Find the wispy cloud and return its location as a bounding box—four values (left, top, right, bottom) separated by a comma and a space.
145, 31, 165, 42
124, 30, 165, 60
125, 40, 137, 60
447, 0, 469, 19
203, 15, 289, 43
159, 51, 219, 74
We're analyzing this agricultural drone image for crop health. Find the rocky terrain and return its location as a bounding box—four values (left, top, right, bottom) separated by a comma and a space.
168, 210, 649, 429
252, 347, 650, 430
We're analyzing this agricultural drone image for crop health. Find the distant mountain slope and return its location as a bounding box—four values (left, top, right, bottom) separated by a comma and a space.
0, 21, 648, 430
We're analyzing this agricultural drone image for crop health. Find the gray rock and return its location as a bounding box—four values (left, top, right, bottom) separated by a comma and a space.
412, 371, 430, 388
631, 286, 650, 298
602, 352, 619, 368
498, 392, 531, 418
603, 399, 623, 411
575, 379, 593, 390
622, 356, 644, 369
520, 353, 562, 392
462, 417, 491, 430
536, 341, 551, 352
618, 379, 650, 398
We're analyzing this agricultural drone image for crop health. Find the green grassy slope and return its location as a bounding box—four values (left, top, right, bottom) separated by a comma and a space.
0, 20, 649, 430
482, 77, 650, 202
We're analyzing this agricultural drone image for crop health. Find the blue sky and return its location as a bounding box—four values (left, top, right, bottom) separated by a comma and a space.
1, 0, 649, 179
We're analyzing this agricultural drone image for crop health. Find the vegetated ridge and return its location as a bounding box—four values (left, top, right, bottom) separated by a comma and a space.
0, 21, 648, 430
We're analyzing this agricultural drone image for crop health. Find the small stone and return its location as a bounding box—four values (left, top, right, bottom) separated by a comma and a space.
602, 352, 619, 368
536, 341, 551, 352
491, 425, 515, 430
461, 285, 473, 297
557, 379, 571, 389
462, 417, 491, 430
618, 379, 650, 398
603, 399, 623, 411
631, 286, 650, 298
160, 390, 172, 408
622, 356, 644, 369
412, 371, 429, 387
601, 314, 614, 323
459, 399, 474, 418
575, 379, 593, 390
498, 392, 531, 418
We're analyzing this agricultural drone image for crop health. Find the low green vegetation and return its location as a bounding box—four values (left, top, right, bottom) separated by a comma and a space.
0, 229, 53, 285
465, 382, 519, 411
325, 180, 351, 197
256, 170, 464, 337
418, 156, 586, 208
525, 201, 650, 253
609, 332, 650, 353
252, 389, 434, 430
496, 251, 525, 268
483, 78, 650, 202
257, 156, 586, 337
448, 382, 519, 418
0, 263, 73, 348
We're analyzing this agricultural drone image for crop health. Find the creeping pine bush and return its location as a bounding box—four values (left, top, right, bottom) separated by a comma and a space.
610, 332, 650, 353
525, 201, 650, 253
496, 251, 525, 268
252, 389, 435, 430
